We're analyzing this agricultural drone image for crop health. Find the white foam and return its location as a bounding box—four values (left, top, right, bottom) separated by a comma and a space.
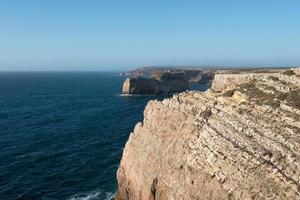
118, 93, 159, 97
118, 94, 136, 96
105, 192, 115, 200
68, 189, 115, 200
68, 189, 101, 200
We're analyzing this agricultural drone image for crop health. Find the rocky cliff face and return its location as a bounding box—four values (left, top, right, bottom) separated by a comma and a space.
211, 69, 290, 91
121, 73, 190, 95
121, 68, 216, 94
116, 68, 300, 200
121, 67, 215, 84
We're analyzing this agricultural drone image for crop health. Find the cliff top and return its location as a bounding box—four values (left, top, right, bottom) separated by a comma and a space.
121, 66, 298, 77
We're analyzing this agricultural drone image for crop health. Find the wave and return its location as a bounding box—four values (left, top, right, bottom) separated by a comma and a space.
118, 93, 138, 97
68, 189, 115, 200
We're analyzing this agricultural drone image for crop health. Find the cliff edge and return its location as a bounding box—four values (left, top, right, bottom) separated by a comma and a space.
115, 68, 300, 200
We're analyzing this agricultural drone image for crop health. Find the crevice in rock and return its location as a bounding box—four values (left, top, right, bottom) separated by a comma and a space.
151, 177, 158, 200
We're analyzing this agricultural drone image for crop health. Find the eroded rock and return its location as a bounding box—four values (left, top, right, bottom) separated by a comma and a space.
116, 68, 300, 200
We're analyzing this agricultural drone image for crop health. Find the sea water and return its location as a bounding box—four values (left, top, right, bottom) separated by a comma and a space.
0, 72, 207, 200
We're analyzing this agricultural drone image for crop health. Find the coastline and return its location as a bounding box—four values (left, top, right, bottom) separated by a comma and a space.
115, 67, 300, 200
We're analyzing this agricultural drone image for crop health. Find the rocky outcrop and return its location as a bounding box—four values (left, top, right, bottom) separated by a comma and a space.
121, 67, 291, 94
116, 68, 300, 200
121, 68, 216, 94
211, 69, 289, 91
121, 73, 190, 95
212, 73, 265, 91
120, 67, 215, 84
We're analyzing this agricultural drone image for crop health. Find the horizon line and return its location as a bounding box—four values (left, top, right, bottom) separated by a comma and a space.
0, 65, 299, 73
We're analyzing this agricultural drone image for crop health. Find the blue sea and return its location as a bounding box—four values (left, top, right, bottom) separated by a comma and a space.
0, 72, 207, 200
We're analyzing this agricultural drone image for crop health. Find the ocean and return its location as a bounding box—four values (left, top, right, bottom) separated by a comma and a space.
0, 72, 207, 200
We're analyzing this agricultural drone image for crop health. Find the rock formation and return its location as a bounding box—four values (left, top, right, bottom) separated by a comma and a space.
121, 67, 289, 95
115, 68, 300, 200
121, 68, 216, 94
211, 69, 288, 91
120, 67, 215, 84
121, 72, 190, 95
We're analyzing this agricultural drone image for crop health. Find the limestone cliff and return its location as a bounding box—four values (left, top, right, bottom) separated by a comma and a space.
121, 67, 288, 94
116, 68, 300, 200
121, 68, 215, 94
211, 69, 289, 91
121, 67, 215, 84
121, 73, 190, 95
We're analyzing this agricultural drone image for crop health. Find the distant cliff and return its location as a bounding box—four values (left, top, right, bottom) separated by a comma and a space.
122, 72, 190, 94
115, 68, 300, 200
121, 68, 215, 94
122, 78, 189, 95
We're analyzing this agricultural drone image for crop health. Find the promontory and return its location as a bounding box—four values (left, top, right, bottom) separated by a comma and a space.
121, 67, 215, 94
115, 67, 300, 199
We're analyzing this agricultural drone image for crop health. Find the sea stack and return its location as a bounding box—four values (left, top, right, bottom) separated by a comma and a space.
115, 68, 300, 200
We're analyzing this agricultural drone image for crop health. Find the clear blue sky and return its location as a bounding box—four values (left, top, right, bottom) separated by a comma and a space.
0, 0, 299, 71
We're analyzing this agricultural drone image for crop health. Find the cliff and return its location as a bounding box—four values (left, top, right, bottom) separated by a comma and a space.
211, 69, 289, 91
121, 68, 215, 94
120, 67, 215, 84
116, 68, 300, 200
121, 67, 289, 94
122, 73, 190, 95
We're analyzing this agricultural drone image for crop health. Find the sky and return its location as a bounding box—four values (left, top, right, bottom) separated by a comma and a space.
0, 0, 299, 71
